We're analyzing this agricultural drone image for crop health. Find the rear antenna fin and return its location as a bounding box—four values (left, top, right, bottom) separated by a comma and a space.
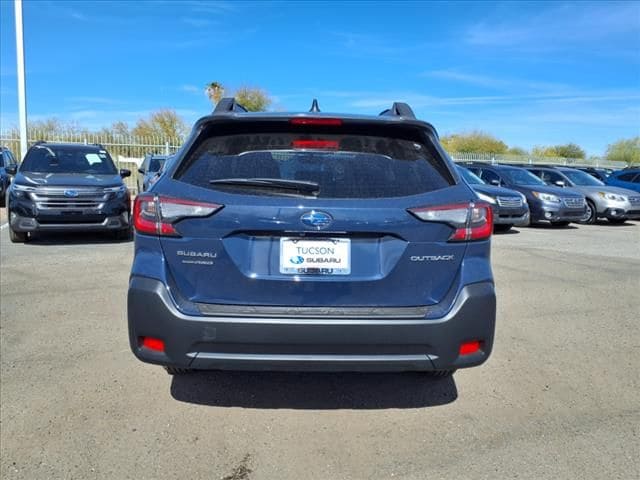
213, 97, 248, 115
309, 99, 321, 113
379, 102, 416, 119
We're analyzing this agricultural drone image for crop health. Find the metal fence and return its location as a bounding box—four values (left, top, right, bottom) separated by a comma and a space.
449, 152, 625, 168
1, 130, 186, 191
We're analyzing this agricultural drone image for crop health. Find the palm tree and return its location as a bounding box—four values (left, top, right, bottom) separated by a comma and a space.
205, 82, 224, 105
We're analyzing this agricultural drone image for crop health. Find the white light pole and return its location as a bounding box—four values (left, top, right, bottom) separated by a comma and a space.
14, 0, 28, 160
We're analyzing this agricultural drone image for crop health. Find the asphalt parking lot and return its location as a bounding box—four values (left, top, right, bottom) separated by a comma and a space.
1, 221, 639, 480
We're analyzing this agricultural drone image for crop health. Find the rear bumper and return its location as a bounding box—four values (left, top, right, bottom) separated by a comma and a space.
127, 276, 496, 372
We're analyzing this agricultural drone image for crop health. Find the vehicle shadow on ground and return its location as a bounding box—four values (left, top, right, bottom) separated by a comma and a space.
494, 227, 521, 235
594, 220, 637, 227
23, 231, 132, 246
525, 224, 579, 230
170, 370, 457, 409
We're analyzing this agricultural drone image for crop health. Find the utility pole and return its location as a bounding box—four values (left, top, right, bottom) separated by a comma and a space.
14, 0, 28, 160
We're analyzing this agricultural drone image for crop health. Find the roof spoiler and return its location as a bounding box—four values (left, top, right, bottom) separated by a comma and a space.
213, 97, 248, 115
379, 102, 416, 119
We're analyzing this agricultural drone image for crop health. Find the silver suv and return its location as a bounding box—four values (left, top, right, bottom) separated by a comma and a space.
526, 166, 640, 224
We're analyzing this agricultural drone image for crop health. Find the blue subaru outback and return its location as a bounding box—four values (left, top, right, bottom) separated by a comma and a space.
128, 99, 496, 376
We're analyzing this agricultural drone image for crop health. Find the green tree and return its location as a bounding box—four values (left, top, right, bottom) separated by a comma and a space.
532, 144, 585, 159
506, 146, 527, 156
553, 143, 585, 159
205, 81, 272, 112
531, 146, 557, 157
440, 131, 508, 154
131, 109, 188, 139
205, 82, 225, 104
605, 137, 640, 166
234, 87, 271, 112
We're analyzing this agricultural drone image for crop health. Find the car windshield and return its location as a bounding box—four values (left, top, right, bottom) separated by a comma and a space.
20, 145, 118, 174
149, 157, 166, 172
501, 168, 546, 186
457, 166, 485, 185
562, 169, 604, 186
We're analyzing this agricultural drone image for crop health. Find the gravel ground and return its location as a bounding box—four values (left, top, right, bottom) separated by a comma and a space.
1, 220, 638, 480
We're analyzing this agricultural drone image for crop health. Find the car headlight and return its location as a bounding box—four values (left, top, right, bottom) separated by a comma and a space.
11, 183, 36, 198
103, 185, 127, 194
598, 192, 626, 202
532, 191, 560, 203
476, 192, 496, 204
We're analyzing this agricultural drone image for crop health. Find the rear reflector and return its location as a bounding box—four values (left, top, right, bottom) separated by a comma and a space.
292, 139, 339, 149
133, 193, 223, 237
459, 340, 481, 356
290, 118, 343, 126
408, 202, 493, 242
141, 337, 165, 352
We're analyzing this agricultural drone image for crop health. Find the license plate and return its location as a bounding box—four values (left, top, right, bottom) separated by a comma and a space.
280, 238, 351, 275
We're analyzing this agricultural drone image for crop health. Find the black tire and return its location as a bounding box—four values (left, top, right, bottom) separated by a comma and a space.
579, 200, 597, 224
493, 224, 513, 232
551, 221, 570, 227
608, 218, 627, 225
164, 366, 193, 375
9, 227, 28, 243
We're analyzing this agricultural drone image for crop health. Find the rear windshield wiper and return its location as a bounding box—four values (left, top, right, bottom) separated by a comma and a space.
210, 178, 320, 195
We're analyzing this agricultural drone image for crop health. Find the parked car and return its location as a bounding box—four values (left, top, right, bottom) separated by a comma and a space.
456, 165, 529, 232
463, 163, 586, 226
575, 166, 613, 183
6, 142, 132, 243
525, 166, 640, 224
1, 146, 19, 207
606, 168, 640, 193
137, 154, 168, 193
128, 98, 497, 377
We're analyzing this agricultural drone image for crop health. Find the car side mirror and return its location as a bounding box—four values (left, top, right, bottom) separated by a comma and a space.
489, 179, 500, 186
5, 164, 17, 175
554, 180, 566, 188
137, 168, 145, 174
120, 168, 131, 178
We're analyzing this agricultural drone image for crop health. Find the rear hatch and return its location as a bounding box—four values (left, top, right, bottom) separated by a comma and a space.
152, 117, 477, 308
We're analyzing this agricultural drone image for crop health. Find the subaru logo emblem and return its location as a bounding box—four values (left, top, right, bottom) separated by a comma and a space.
289, 256, 304, 265
64, 189, 79, 198
300, 211, 332, 230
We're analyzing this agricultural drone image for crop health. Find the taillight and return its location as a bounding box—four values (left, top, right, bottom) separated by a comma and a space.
291, 139, 339, 149
408, 202, 493, 242
290, 118, 342, 126
133, 193, 223, 237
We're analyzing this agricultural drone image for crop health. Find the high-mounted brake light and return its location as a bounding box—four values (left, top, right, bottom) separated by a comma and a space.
408, 202, 493, 242
290, 118, 343, 126
133, 194, 223, 237
291, 139, 339, 149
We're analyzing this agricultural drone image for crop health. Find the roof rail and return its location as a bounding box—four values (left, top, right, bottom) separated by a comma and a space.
213, 97, 248, 115
379, 102, 416, 119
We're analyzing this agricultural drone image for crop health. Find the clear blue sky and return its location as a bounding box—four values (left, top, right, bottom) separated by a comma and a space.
1, 0, 639, 155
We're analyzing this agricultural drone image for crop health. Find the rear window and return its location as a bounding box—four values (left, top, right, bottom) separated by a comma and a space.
177, 132, 452, 198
